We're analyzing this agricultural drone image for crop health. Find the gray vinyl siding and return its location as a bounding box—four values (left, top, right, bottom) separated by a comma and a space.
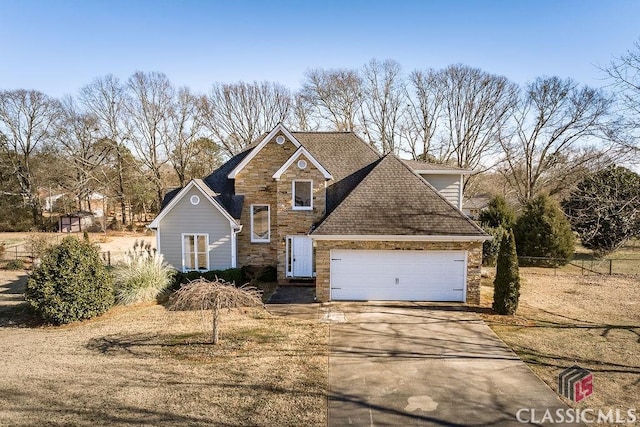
158, 186, 233, 271
421, 174, 462, 208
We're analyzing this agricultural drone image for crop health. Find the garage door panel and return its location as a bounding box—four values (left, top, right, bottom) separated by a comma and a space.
330, 249, 466, 302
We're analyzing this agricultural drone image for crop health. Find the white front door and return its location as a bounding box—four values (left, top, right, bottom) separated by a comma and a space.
288, 236, 313, 277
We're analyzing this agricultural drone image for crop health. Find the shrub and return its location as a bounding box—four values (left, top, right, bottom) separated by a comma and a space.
482, 226, 506, 266
492, 229, 520, 315
171, 268, 243, 290
5, 259, 25, 270
0, 243, 5, 259
563, 166, 640, 255
112, 240, 175, 305
514, 195, 575, 266
479, 196, 516, 229
26, 233, 55, 265
24, 236, 114, 324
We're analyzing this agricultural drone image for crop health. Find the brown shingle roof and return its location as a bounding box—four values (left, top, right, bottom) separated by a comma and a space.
292, 132, 381, 214
312, 154, 486, 236
402, 159, 471, 173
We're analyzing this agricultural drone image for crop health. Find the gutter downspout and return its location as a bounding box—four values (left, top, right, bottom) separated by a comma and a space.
231, 225, 243, 268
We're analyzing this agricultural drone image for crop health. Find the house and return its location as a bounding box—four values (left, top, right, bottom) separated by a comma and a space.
148, 124, 489, 304
462, 194, 493, 220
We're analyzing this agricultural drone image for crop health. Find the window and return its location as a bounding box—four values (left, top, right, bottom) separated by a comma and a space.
292, 180, 312, 210
182, 234, 208, 271
251, 204, 270, 242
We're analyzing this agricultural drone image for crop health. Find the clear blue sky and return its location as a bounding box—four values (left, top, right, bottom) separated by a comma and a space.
1, 0, 639, 98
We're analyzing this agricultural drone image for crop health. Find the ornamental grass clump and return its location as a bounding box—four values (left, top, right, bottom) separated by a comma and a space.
169, 278, 264, 344
113, 240, 175, 305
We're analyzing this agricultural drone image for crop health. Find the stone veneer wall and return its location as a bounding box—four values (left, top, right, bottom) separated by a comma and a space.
314, 240, 483, 304
275, 153, 327, 281
234, 133, 329, 281
234, 132, 296, 267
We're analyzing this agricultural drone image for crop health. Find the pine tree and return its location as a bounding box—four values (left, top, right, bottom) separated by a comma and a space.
493, 229, 520, 315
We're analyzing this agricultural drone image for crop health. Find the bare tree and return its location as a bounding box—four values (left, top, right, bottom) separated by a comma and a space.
183, 137, 223, 180
79, 74, 130, 224
301, 68, 363, 132
287, 92, 318, 131
401, 69, 445, 160
167, 87, 203, 187
0, 89, 62, 225
201, 81, 292, 156
59, 96, 110, 211
439, 65, 518, 170
360, 59, 406, 154
500, 76, 614, 202
169, 278, 264, 344
125, 71, 175, 209
604, 38, 640, 154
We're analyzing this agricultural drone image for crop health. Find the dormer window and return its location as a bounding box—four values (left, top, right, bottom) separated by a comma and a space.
292, 180, 312, 210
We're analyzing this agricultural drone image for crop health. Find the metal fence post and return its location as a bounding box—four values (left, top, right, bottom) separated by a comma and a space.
609, 259, 612, 275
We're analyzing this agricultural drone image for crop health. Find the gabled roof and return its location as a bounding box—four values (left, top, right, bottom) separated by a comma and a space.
227, 123, 300, 179
402, 159, 473, 175
292, 132, 381, 214
272, 146, 333, 180
148, 179, 240, 229
311, 154, 487, 238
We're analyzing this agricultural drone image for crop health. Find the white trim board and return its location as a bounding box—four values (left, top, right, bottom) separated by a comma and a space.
228, 123, 301, 179
272, 146, 332, 180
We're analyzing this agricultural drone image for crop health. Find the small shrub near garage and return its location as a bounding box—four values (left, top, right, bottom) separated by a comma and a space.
113, 240, 175, 305
493, 229, 520, 315
24, 236, 114, 325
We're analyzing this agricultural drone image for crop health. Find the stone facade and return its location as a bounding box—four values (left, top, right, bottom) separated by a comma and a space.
313, 240, 483, 305
274, 153, 327, 281
234, 133, 329, 281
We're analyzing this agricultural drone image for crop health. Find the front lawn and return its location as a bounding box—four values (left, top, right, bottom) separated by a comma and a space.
0, 270, 328, 426
481, 268, 640, 416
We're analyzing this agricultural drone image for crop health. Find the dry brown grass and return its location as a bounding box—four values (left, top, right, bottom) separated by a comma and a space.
480, 267, 640, 417
0, 270, 328, 426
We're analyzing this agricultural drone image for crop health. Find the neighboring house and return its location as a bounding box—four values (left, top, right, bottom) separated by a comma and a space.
149, 124, 489, 304
42, 190, 107, 217
463, 194, 493, 220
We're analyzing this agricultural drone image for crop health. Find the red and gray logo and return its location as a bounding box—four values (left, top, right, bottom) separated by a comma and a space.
558, 366, 593, 402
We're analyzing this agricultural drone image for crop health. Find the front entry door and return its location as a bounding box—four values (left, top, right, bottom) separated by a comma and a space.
288, 236, 313, 277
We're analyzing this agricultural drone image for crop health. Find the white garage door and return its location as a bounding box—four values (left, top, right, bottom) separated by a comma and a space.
330, 250, 466, 301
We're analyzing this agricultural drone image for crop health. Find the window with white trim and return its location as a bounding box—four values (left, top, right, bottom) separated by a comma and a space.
251, 204, 270, 242
182, 234, 209, 271
292, 180, 313, 210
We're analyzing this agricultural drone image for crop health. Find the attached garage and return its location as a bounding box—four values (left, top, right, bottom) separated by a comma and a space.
329, 249, 467, 302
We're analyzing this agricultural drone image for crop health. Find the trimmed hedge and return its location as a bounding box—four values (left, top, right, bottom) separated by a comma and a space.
171, 268, 243, 289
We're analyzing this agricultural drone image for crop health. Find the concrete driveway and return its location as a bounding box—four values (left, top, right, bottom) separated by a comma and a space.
327, 302, 576, 426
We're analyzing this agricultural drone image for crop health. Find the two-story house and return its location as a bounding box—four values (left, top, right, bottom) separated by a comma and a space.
148, 124, 488, 303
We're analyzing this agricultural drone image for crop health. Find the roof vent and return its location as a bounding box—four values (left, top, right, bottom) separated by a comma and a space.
276, 135, 285, 145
